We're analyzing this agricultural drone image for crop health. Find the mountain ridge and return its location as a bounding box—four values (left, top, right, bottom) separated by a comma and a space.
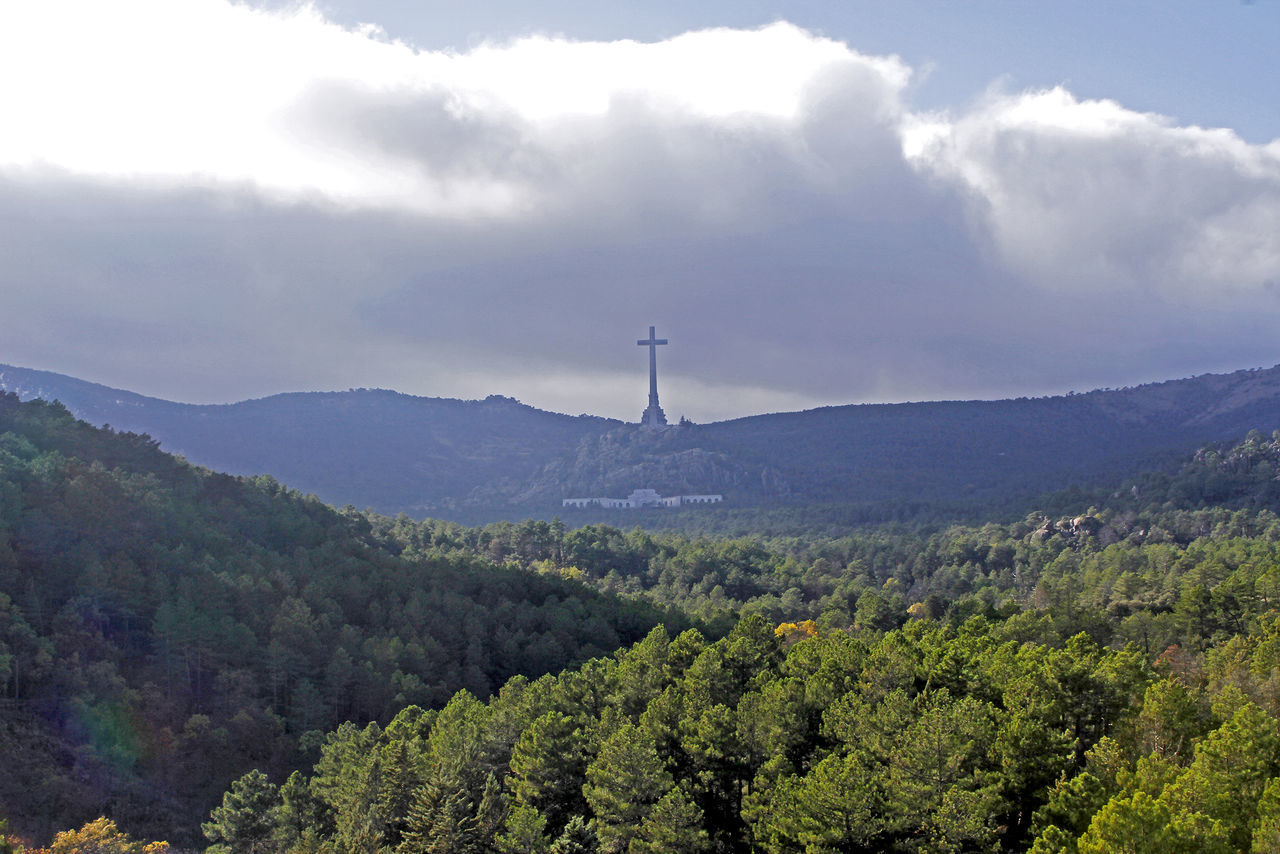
6, 362, 1280, 520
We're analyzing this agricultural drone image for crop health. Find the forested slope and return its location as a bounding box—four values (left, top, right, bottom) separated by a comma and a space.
204, 603, 1280, 852
692, 365, 1280, 508
9, 362, 1280, 522
194, 429, 1280, 852
0, 365, 619, 515
10, 389, 1280, 850
376, 428, 1280, 635
0, 393, 688, 845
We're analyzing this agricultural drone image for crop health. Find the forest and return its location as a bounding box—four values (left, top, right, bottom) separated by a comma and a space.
0, 394, 687, 845
5, 391, 1280, 851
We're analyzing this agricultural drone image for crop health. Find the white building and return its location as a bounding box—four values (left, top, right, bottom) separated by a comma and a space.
563, 488, 723, 509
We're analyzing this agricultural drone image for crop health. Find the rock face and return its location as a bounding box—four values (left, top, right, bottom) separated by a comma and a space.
1030, 514, 1103, 543
490, 425, 791, 507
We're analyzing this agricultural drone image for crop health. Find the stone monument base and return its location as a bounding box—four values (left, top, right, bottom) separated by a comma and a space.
641, 403, 667, 428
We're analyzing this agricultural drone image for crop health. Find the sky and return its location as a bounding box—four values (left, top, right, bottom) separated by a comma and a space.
2, 1, 1279, 422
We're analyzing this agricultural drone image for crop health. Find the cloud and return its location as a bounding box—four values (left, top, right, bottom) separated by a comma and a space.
910, 87, 1280, 300
2, 2, 1280, 421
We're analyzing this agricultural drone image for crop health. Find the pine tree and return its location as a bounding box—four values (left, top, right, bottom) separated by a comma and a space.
398, 777, 478, 854
756, 753, 882, 852
509, 711, 588, 832
496, 803, 550, 854
629, 786, 709, 854
202, 769, 280, 854
1252, 777, 1280, 854
274, 771, 333, 851
549, 816, 598, 854
1162, 700, 1280, 849
379, 738, 423, 848
583, 723, 673, 854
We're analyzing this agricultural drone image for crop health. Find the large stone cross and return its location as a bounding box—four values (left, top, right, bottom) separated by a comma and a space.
638, 325, 668, 427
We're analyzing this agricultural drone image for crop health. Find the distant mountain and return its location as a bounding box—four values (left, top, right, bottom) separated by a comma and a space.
6, 362, 1280, 520
0, 365, 619, 514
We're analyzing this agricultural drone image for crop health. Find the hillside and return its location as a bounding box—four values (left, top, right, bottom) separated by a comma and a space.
7, 363, 1280, 521
0, 393, 688, 844
382, 427, 1280, 629
198, 430, 1280, 854
0, 365, 620, 515
9, 393, 1280, 850
693, 368, 1280, 505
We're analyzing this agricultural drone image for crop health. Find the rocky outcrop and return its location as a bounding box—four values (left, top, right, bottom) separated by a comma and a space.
459, 424, 792, 507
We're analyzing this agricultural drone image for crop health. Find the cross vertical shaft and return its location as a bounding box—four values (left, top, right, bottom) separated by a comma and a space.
637, 325, 669, 427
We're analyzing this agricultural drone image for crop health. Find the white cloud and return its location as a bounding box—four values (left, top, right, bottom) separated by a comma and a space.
909, 86, 1280, 301
0, 3, 901, 217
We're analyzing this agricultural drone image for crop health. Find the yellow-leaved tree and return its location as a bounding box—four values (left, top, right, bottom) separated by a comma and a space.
33, 818, 168, 854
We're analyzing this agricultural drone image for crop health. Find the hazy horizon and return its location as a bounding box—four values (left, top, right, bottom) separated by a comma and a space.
6, 357, 1278, 425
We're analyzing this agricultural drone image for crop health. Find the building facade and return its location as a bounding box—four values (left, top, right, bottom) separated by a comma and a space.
563, 488, 723, 509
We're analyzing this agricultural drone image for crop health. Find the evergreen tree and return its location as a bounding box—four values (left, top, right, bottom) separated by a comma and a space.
1028, 771, 1110, 852
378, 738, 423, 848
1075, 790, 1232, 854
628, 786, 709, 854
1251, 777, 1280, 854
274, 771, 333, 851
496, 803, 550, 854
1161, 700, 1280, 850
884, 689, 999, 839
755, 753, 881, 852
202, 769, 279, 854
509, 711, 588, 833
549, 816, 597, 854
399, 777, 478, 854
582, 723, 673, 854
